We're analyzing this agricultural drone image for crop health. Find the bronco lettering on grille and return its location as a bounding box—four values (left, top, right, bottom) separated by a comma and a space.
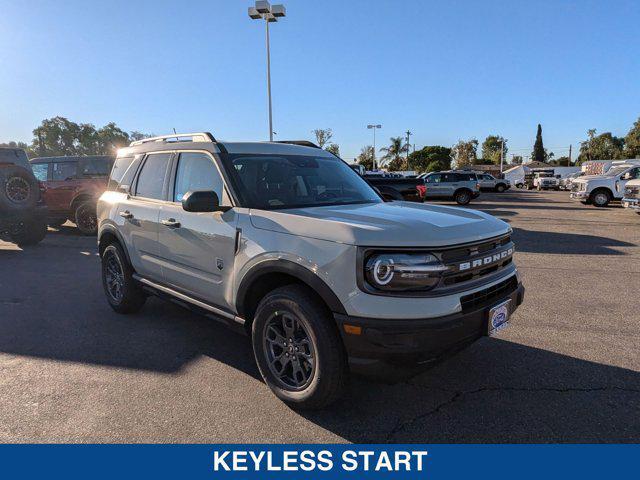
458, 247, 513, 271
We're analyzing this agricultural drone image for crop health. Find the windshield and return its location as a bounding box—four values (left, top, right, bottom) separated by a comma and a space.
605, 166, 630, 177
225, 153, 382, 210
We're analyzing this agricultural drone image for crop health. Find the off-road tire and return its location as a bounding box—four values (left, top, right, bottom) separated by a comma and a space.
12, 218, 47, 246
0, 165, 39, 211
101, 243, 146, 314
454, 189, 472, 205
75, 201, 98, 235
252, 284, 348, 409
590, 190, 611, 208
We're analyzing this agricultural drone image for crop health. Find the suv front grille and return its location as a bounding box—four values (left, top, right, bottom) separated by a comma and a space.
460, 276, 518, 313
438, 234, 514, 287
625, 186, 640, 199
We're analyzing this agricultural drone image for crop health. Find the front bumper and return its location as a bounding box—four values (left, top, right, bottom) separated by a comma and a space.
622, 198, 640, 210
570, 191, 589, 200
334, 281, 524, 375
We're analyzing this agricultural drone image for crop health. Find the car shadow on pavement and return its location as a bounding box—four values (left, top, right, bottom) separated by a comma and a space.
299, 338, 640, 442
511, 227, 636, 255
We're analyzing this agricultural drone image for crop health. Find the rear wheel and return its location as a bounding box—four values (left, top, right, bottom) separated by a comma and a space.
454, 189, 471, 205
590, 190, 611, 208
12, 218, 47, 246
75, 201, 98, 235
252, 285, 348, 409
101, 243, 146, 313
495, 184, 506, 193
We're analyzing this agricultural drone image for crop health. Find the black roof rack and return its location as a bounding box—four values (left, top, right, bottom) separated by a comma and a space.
274, 140, 320, 149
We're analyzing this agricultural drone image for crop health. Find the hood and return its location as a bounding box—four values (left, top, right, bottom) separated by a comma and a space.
249, 201, 510, 247
575, 175, 613, 184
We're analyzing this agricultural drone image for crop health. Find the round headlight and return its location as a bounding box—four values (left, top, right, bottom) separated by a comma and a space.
364, 252, 447, 292
372, 257, 395, 285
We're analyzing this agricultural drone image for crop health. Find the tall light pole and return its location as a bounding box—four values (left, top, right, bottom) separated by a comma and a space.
367, 124, 381, 170
248, 1, 286, 142
405, 130, 412, 170
500, 138, 505, 174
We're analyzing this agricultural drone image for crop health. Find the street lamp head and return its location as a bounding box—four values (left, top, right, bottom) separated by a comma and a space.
265, 13, 278, 22
248, 7, 262, 19
367, 124, 381, 129
271, 4, 286, 17
255, 1, 271, 14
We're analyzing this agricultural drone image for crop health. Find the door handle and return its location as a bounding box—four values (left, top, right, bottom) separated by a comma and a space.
161, 218, 181, 228
119, 210, 133, 219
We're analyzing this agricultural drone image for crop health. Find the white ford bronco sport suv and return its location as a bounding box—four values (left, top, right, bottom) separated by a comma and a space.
97, 133, 524, 409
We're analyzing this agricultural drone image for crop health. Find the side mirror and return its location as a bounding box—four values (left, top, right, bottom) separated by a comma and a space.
181, 190, 229, 213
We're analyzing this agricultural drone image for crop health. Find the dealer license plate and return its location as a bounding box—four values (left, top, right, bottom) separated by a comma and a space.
488, 299, 511, 336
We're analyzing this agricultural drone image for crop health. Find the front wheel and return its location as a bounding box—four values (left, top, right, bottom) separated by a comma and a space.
590, 191, 611, 208
252, 285, 348, 409
454, 190, 471, 205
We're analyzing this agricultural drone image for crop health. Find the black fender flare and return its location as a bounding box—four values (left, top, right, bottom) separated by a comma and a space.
235, 259, 347, 318
98, 224, 132, 266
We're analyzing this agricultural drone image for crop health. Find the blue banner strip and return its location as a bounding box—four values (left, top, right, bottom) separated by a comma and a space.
0, 444, 637, 479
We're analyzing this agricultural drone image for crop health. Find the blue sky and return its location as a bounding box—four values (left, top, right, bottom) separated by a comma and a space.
1, 0, 638, 161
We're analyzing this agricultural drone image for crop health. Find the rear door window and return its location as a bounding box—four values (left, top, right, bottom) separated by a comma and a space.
78, 156, 113, 177
134, 153, 172, 200
52, 162, 78, 181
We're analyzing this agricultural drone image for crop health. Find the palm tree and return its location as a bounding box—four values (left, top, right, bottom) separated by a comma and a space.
379, 136, 408, 169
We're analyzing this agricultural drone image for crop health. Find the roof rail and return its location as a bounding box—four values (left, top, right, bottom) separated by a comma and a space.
130, 132, 216, 146
274, 140, 320, 149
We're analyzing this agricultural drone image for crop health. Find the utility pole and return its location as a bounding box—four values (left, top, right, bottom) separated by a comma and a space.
568, 144, 572, 166
405, 130, 412, 171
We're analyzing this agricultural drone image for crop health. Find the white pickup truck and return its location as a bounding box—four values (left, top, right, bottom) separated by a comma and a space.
622, 178, 640, 214
570, 164, 640, 207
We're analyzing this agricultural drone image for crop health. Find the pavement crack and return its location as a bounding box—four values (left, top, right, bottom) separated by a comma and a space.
385, 384, 640, 442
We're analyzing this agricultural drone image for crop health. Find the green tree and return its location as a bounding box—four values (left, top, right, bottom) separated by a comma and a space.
624, 117, 640, 159
380, 136, 408, 169
481, 135, 508, 165
511, 155, 523, 165
96, 122, 130, 154
408, 145, 451, 173
578, 129, 625, 163
325, 143, 340, 156
451, 139, 478, 168
356, 146, 374, 170
29, 116, 150, 157
532, 124, 546, 163
32, 116, 84, 156
312, 128, 333, 148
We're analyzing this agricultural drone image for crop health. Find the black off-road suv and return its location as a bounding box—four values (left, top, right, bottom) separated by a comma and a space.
0, 147, 47, 246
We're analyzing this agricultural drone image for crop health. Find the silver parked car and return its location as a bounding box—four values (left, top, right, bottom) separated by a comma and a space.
477, 174, 510, 193
423, 171, 481, 205
97, 133, 524, 409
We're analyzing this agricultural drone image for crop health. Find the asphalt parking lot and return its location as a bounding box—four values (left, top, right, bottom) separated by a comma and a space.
1, 190, 639, 443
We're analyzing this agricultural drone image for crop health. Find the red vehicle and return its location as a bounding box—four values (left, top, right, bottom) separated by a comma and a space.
30, 155, 114, 235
